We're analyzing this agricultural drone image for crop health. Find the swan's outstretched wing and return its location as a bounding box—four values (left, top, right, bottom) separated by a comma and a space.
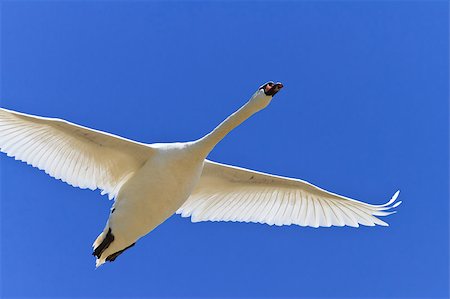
0, 108, 153, 199
177, 160, 401, 228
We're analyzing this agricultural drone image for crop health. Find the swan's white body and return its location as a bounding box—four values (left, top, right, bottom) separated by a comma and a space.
0, 84, 401, 266
95, 142, 206, 265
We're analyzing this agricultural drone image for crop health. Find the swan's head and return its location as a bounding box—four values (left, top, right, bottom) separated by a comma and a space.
260, 81, 284, 96
250, 81, 284, 109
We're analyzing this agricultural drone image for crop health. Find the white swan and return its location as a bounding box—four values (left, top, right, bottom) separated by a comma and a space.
0, 82, 400, 266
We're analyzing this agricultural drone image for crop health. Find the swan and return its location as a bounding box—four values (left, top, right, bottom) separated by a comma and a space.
0, 82, 400, 267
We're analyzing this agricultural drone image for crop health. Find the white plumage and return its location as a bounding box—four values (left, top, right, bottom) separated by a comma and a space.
179, 161, 400, 227
0, 82, 400, 266
0, 108, 152, 199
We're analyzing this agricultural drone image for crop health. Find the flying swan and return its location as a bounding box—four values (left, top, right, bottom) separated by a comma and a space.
0, 82, 400, 266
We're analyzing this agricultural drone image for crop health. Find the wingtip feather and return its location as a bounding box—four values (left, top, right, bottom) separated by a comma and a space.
392, 200, 402, 208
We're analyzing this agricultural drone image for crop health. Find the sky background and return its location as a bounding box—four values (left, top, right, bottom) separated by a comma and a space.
0, 1, 448, 298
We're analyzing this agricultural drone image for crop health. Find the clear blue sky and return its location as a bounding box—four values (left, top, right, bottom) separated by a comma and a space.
1, 1, 448, 298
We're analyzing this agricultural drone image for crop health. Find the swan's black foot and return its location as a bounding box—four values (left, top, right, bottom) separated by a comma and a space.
93, 228, 114, 258
106, 243, 136, 262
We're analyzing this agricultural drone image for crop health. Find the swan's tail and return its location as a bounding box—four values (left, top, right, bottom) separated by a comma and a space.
92, 228, 137, 267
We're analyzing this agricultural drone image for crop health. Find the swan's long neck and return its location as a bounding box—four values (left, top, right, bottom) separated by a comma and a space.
196, 97, 266, 157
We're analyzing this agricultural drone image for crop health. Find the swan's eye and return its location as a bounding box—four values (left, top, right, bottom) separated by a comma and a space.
263, 82, 275, 93
259, 82, 275, 91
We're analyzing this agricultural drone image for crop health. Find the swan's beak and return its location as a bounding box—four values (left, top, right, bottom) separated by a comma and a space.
265, 82, 284, 96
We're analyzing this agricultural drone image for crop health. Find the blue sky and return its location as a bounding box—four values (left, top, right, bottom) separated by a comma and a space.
1, 1, 448, 298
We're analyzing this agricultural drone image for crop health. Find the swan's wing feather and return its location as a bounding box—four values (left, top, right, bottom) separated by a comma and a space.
177, 160, 401, 228
0, 108, 153, 198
